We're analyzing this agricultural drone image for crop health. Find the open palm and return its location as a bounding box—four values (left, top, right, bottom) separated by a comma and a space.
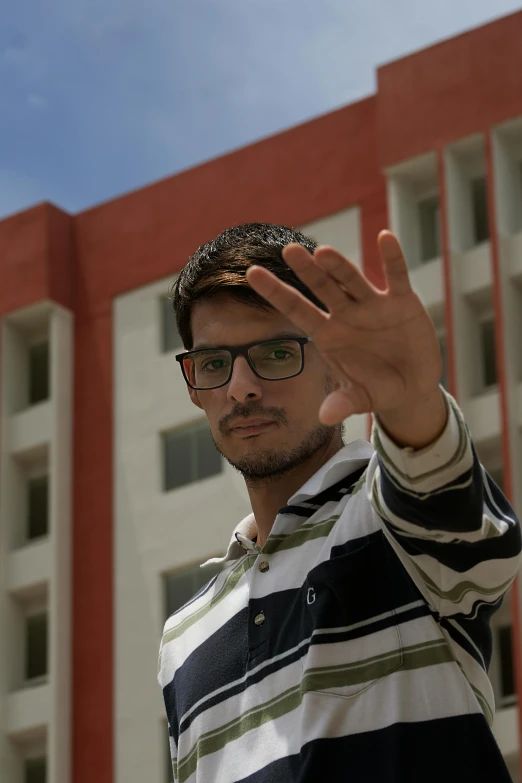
245, 231, 443, 425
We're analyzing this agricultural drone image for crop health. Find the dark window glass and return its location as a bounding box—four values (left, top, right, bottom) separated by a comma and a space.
24, 757, 46, 783
498, 626, 515, 699
471, 176, 490, 245
163, 425, 222, 492
480, 319, 497, 388
165, 562, 223, 619
25, 613, 48, 681
29, 342, 50, 405
163, 430, 192, 491
418, 195, 441, 262
161, 297, 182, 354
195, 426, 222, 481
28, 476, 49, 540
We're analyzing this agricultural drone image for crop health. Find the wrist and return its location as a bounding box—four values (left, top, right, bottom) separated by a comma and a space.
374, 387, 448, 451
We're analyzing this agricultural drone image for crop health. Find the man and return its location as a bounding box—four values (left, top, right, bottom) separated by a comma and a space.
158, 223, 521, 782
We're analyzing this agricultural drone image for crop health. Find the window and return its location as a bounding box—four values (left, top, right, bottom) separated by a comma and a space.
471, 176, 489, 245
160, 296, 182, 354
480, 319, 497, 389
24, 757, 47, 783
27, 475, 49, 540
25, 612, 48, 683
28, 342, 50, 404
418, 195, 441, 262
165, 562, 223, 619
497, 625, 516, 708
163, 423, 222, 492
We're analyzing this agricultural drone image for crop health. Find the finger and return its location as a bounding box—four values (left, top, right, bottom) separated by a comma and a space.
245, 265, 327, 335
377, 231, 412, 297
311, 245, 378, 304
319, 385, 371, 424
281, 243, 353, 314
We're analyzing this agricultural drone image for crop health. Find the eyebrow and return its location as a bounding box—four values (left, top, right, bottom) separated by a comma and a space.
191, 332, 304, 351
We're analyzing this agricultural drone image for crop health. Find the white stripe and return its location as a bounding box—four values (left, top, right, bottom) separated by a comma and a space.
312, 599, 425, 637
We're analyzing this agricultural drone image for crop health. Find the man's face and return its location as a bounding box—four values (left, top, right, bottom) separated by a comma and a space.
186, 292, 341, 482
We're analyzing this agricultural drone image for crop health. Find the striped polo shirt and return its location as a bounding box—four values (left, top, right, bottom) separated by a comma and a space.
158, 387, 522, 782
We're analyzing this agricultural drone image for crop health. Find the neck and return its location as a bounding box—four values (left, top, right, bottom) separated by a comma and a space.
245, 436, 344, 548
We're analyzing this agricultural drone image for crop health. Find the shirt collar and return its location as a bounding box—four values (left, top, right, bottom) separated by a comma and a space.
201, 439, 373, 568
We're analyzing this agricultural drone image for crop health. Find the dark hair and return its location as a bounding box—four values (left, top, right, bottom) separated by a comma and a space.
170, 223, 327, 349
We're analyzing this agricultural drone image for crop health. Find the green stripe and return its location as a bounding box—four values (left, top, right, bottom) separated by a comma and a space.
301, 638, 452, 693
262, 474, 364, 556
411, 560, 514, 606
177, 639, 452, 783
159, 557, 254, 660
373, 395, 469, 487
263, 515, 340, 555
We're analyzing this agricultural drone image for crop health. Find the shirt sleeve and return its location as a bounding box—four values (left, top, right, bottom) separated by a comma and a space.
366, 386, 522, 619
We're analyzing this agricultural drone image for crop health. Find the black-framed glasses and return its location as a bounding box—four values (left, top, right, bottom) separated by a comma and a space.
175, 337, 312, 390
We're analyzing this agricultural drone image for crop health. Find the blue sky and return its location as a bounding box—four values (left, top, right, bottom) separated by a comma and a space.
1, 0, 521, 220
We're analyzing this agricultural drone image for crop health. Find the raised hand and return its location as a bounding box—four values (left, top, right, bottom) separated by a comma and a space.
245, 231, 443, 427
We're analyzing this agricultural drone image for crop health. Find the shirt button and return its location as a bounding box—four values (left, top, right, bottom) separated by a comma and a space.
258, 561, 270, 573
254, 611, 265, 626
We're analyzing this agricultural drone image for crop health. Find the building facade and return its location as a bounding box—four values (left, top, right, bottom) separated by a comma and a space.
1, 10, 522, 783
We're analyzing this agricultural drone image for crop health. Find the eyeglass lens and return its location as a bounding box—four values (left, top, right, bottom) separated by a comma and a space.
182, 340, 303, 389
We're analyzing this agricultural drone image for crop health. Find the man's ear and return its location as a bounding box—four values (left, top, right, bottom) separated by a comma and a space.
187, 386, 204, 410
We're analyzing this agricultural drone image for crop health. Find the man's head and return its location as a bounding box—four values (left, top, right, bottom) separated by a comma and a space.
170, 223, 346, 483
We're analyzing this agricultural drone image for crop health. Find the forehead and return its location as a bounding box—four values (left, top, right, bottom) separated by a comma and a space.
191, 293, 305, 349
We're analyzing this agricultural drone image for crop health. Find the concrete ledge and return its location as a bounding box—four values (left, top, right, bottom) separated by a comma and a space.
8, 402, 51, 462
6, 682, 50, 741
6, 539, 50, 600
457, 242, 492, 307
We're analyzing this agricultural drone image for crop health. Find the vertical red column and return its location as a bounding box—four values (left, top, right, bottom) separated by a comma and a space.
72, 307, 114, 782
485, 129, 522, 778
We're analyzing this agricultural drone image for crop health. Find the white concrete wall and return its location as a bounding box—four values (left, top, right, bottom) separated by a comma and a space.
0, 302, 73, 783
114, 278, 254, 783
299, 206, 362, 270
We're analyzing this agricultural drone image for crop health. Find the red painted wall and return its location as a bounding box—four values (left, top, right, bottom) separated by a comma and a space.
377, 10, 522, 167
1, 9, 522, 782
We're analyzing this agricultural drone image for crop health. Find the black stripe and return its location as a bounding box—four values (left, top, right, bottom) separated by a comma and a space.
378, 443, 486, 533
236, 714, 512, 783
278, 465, 367, 516
311, 600, 431, 646
381, 513, 521, 573
163, 607, 249, 745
